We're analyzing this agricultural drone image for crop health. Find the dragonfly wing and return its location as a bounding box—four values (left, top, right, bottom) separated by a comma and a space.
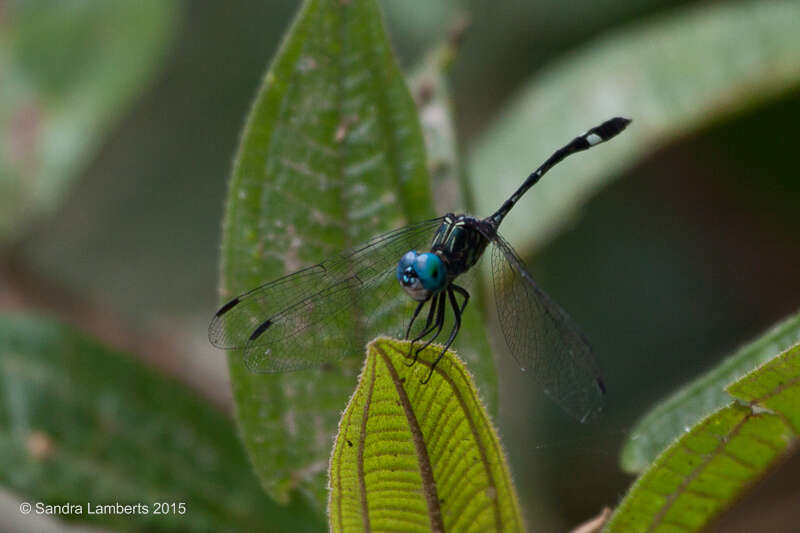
209, 263, 333, 349
209, 217, 446, 372
488, 232, 605, 422
242, 266, 394, 372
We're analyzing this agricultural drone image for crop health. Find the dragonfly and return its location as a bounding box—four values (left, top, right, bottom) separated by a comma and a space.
210, 117, 630, 422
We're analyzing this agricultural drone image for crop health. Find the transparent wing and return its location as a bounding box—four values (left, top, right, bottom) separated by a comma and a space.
489, 232, 605, 422
209, 217, 445, 372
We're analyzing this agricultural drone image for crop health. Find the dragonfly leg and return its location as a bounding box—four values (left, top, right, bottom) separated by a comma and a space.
406, 293, 442, 367
422, 286, 465, 384
411, 291, 447, 365
404, 299, 428, 340
450, 284, 470, 314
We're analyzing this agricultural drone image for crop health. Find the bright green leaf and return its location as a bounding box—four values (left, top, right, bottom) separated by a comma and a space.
0, 314, 324, 533
329, 337, 523, 533
220, 0, 495, 512
468, 0, 800, 254
0, 0, 178, 242
727, 344, 800, 436
605, 344, 800, 533
621, 309, 800, 473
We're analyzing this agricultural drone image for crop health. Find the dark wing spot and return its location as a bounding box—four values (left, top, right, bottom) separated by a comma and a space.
249, 319, 273, 341
596, 377, 607, 395
215, 297, 240, 316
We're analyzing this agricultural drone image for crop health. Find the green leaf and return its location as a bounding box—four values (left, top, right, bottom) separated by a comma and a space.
221, 0, 496, 512
621, 309, 800, 473
0, 0, 178, 243
727, 345, 800, 435
407, 32, 497, 414
605, 344, 800, 533
328, 337, 523, 533
468, 0, 800, 254
0, 314, 324, 533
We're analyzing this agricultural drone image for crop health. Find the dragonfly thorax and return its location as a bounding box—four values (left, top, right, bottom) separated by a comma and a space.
430, 214, 491, 278
396, 215, 491, 302
396, 250, 447, 301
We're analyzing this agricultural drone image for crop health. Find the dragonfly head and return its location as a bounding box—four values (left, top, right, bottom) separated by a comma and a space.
396, 250, 447, 301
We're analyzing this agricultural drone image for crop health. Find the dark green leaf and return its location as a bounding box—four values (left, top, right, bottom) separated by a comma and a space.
621, 310, 800, 473
0, 314, 323, 533
220, 0, 498, 512
605, 344, 800, 533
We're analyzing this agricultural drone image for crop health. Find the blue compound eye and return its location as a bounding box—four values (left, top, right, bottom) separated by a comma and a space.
396, 250, 418, 282
414, 253, 447, 291
396, 250, 446, 301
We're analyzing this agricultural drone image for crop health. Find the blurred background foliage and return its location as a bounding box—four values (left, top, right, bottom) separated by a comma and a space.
1, 0, 799, 531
